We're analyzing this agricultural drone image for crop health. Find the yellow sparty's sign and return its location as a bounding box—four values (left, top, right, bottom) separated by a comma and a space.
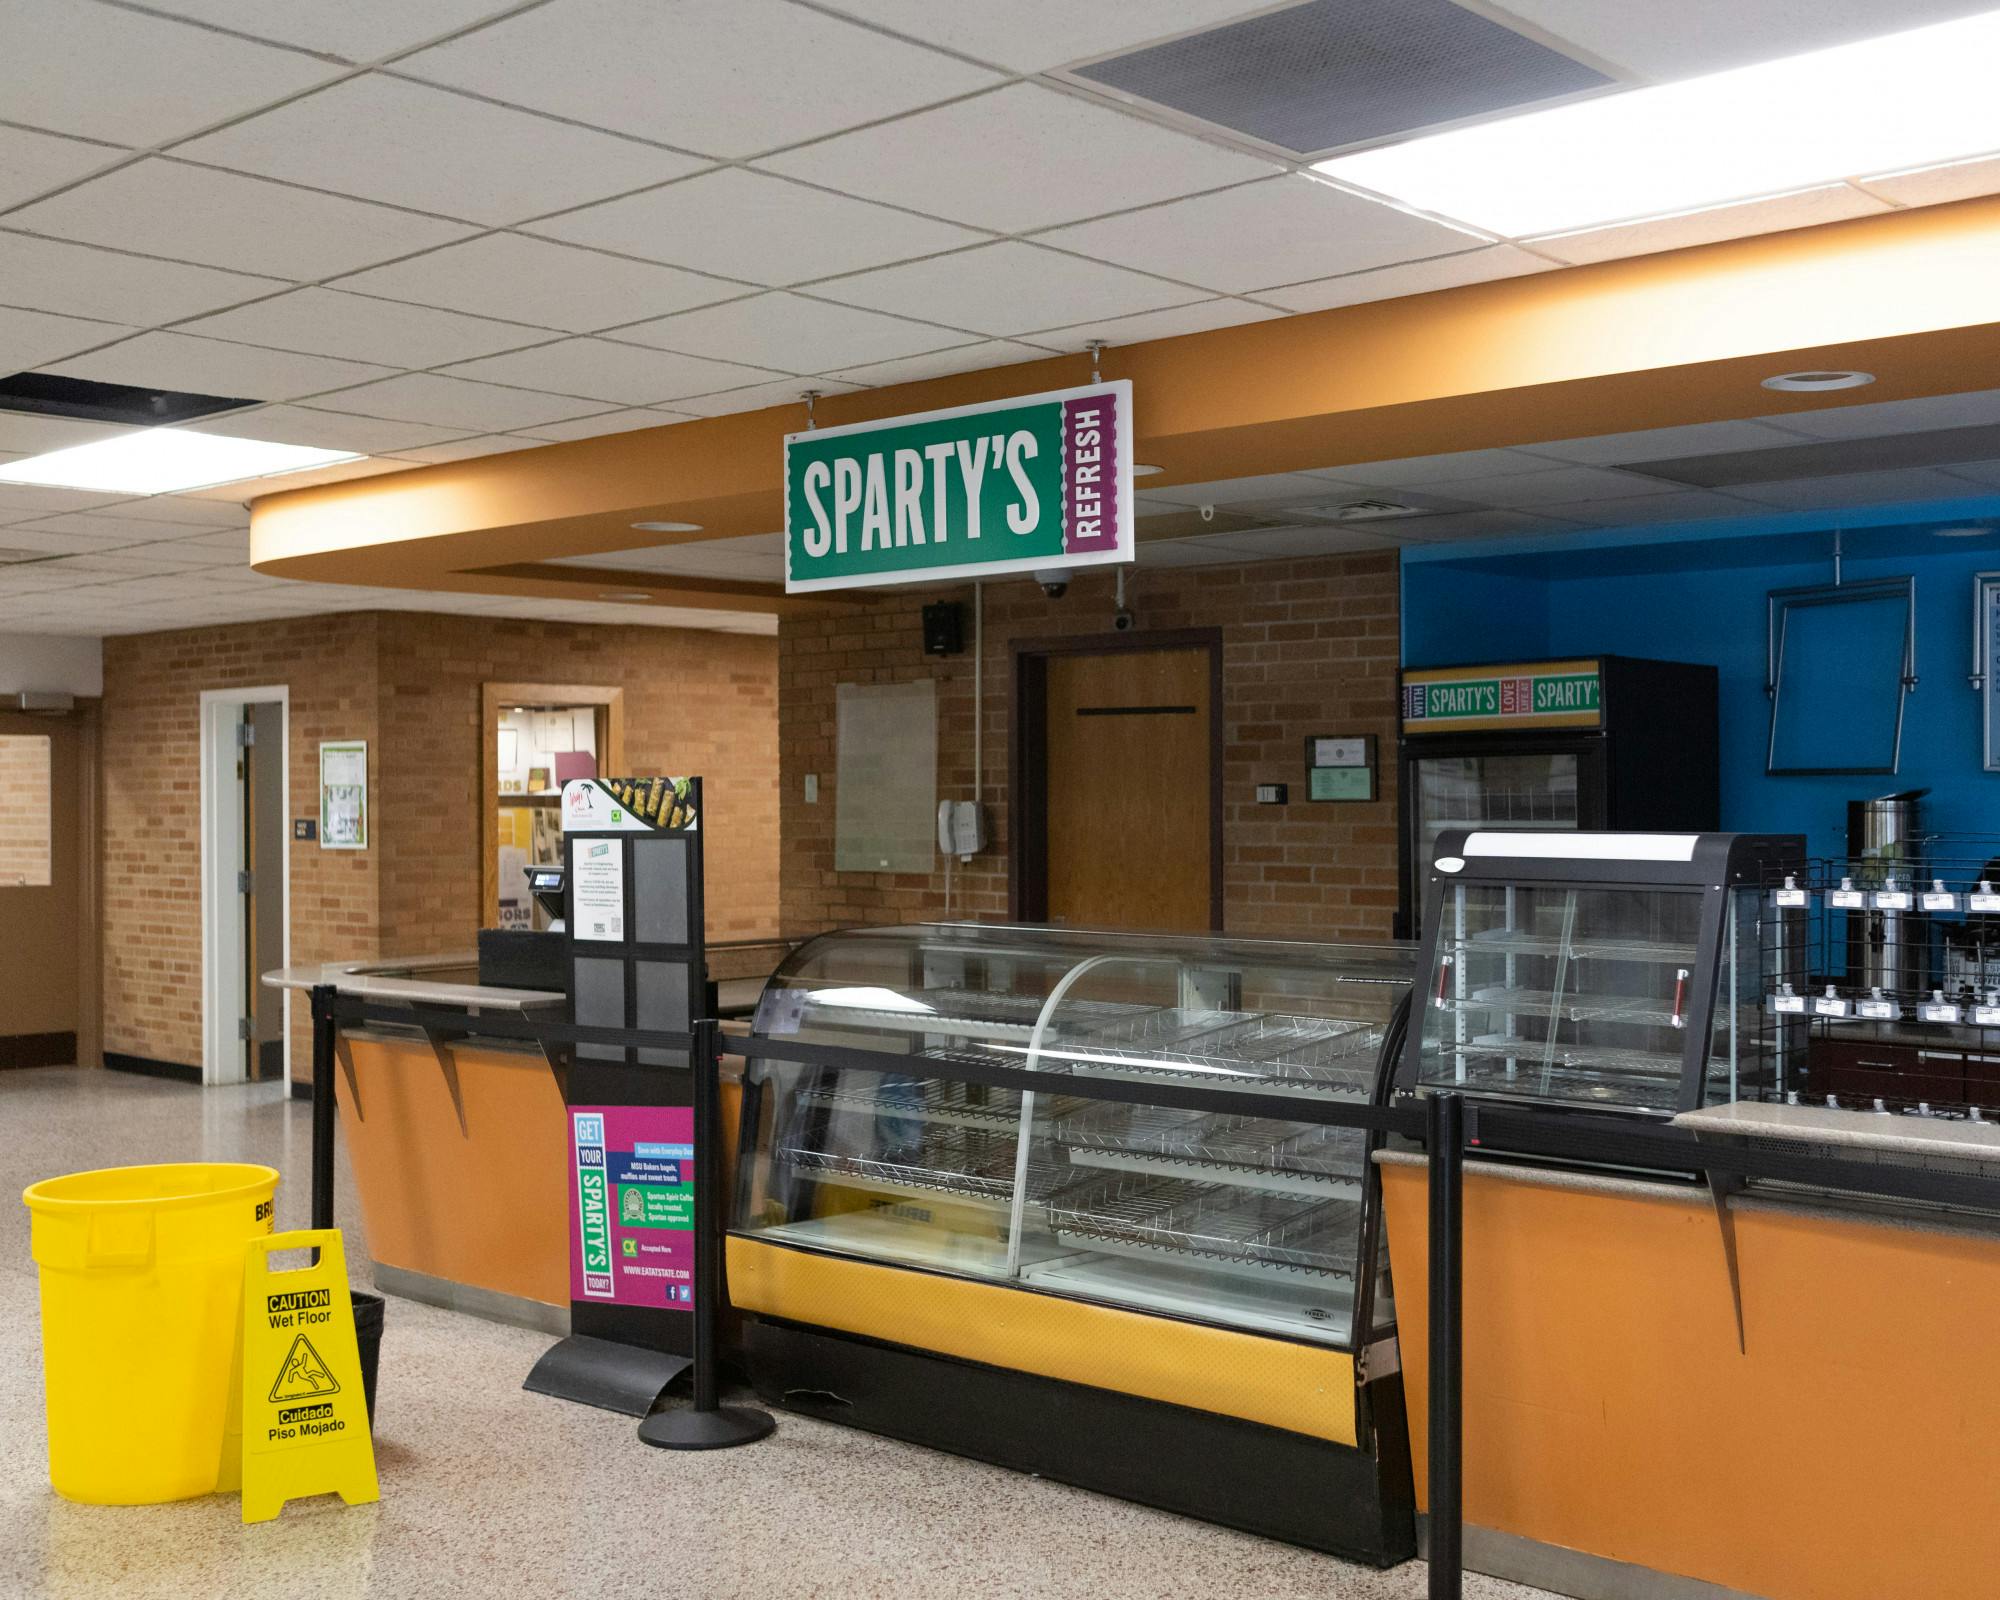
239, 1229, 379, 1523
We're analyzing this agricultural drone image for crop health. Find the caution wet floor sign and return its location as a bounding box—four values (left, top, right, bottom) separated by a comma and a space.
239, 1229, 378, 1523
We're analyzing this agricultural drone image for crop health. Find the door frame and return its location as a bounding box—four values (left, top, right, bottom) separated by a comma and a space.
1010, 629, 1225, 930
480, 682, 625, 929
199, 685, 289, 1088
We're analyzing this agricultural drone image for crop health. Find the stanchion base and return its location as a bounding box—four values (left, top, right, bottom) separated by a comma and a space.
637, 1403, 776, 1451
524, 1334, 692, 1417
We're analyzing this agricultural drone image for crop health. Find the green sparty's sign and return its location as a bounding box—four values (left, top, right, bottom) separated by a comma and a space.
784, 380, 1133, 592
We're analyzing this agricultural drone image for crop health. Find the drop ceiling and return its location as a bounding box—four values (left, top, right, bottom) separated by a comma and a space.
2, 0, 1999, 634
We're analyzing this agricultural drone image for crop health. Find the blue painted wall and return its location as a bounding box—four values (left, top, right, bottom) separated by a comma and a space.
1403, 510, 2000, 860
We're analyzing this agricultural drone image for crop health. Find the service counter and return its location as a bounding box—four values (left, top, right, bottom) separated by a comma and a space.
1377, 1103, 2000, 1600
265, 956, 752, 1332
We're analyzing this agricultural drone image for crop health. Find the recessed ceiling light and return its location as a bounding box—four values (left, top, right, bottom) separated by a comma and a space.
600, 590, 654, 601
1936, 525, 1992, 538
1314, 11, 2000, 238
1761, 370, 1875, 392
631, 520, 703, 533
1132, 463, 1165, 477
0, 427, 359, 494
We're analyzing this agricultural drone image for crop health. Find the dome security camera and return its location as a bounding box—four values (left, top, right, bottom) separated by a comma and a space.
1032, 568, 1070, 599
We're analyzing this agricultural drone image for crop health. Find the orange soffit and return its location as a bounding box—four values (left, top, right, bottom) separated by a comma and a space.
249, 197, 2000, 611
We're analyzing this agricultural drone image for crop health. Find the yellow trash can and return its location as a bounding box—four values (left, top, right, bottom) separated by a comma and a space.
23, 1162, 278, 1504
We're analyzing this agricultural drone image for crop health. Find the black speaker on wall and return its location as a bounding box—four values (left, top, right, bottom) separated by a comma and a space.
922, 601, 965, 657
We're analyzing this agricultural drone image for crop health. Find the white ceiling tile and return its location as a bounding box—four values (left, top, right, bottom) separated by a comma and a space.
1758, 388, 2000, 440
1253, 245, 1553, 313
813, 242, 1202, 338
0, 1, 341, 147
139, 0, 527, 63
616, 293, 971, 373
531, 168, 983, 288
815, 0, 1268, 73
204, 404, 471, 456
1859, 154, 2000, 210
1528, 186, 1889, 267
307, 372, 609, 431
114, 538, 247, 568
442, 338, 779, 404
402, 0, 1001, 157
333, 234, 745, 332
826, 340, 1054, 389
0, 414, 128, 456
513, 410, 685, 443
669, 378, 862, 419
1533, 490, 1761, 526
1026, 297, 1281, 345
1424, 465, 1682, 508
388, 434, 535, 463
95, 497, 250, 529
1390, 512, 1588, 543
1042, 175, 1482, 295
0, 305, 130, 370
1142, 473, 1367, 509
1524, 418, 1814, 465
0, 126, 128, 211
194, 457, 417, 502
0, 486, 159, 520
180, 76, 708, 228
762, 83, 1279, 233
1726, 467, 1991, 509
0, 230, 283, 325
181, 288, 543, 368
6, 511, 164, 541
1333, 448, 1568, 488
1487, 0, 1994, 80
43, 331, 391, 402
6, 159, 478, 280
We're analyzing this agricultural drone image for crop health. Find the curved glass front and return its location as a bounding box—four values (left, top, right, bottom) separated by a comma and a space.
738, 924, 1414, 1347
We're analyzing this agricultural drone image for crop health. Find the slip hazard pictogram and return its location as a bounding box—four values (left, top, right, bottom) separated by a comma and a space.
268, 1333, 341, 1404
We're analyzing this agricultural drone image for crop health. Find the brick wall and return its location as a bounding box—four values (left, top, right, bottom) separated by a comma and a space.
101, 613, 382, 1070
100, 612, 778, 1073
779, 550, 1401, 942
373, 613, 779, 953
0, 733, 52, 886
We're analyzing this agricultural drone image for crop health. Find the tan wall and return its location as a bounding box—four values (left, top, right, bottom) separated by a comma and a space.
0, 733, 52, 886
100, 612, 778, 1072
778, 551, 1401, 942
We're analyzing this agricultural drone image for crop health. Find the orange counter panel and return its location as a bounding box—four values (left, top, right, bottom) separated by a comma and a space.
1380, 1157, 2000, 1600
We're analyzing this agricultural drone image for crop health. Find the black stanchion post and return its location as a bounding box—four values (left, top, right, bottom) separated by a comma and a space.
637, 1019, 774, 1451
1428, 1091, 1465, 1600
310, 983, 337, 1235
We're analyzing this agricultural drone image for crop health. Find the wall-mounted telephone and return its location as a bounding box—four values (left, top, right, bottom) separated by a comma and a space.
937, 799, 986, 860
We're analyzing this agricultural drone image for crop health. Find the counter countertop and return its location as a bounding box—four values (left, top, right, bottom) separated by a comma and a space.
263, 955, 563, 1012
1674, 1099, 2000, 1162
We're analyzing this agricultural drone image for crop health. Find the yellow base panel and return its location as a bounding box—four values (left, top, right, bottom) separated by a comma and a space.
726, 1236, 1357, 1446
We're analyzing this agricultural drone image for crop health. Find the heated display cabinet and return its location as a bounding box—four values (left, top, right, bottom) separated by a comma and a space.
730, 923, 1419, 1560
1396, 831, 1805, 1116
1397, 656, 1720, 938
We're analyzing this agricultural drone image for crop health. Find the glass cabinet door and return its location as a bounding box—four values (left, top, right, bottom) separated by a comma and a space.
1412, 752, 1581, 894
1416, 883, 1703, 1112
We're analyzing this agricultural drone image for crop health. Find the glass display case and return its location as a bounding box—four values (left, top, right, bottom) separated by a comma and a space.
730, 922, 1419, 1560
1397, 831, 1805, 1116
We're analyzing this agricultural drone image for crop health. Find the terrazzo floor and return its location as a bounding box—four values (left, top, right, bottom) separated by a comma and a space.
0, 1066, 1555, 1600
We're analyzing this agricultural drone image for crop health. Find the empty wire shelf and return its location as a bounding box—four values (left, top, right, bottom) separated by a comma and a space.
1051, 1007, 1384, 1096
1447, 985, 1688, 1028
1057, 1102, 1364, 1186
1044, 1173, 1362, 1277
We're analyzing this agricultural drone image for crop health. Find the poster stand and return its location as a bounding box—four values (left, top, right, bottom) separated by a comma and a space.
524, 776, 706, 1417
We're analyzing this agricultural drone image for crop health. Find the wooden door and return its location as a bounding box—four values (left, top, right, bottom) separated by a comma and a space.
0, 712, 81, 1066
1043, 647, 1216, 931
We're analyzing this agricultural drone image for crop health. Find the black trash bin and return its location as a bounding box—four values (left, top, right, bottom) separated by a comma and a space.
351, 1290, 384, 1427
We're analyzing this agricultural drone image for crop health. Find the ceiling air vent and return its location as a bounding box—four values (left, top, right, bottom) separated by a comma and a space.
1289, 498, 1443, 523
1069, 0, 1612, 159
0, 372, 251, 426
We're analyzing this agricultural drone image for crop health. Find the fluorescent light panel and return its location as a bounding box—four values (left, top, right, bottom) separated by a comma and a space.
0, 428, 360, 494
1316, 10, 2000, 238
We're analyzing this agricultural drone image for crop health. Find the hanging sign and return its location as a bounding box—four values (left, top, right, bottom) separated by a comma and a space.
561, 775, 698, 832
1402, 659, 1604, 733
784, 379, 1133, 592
